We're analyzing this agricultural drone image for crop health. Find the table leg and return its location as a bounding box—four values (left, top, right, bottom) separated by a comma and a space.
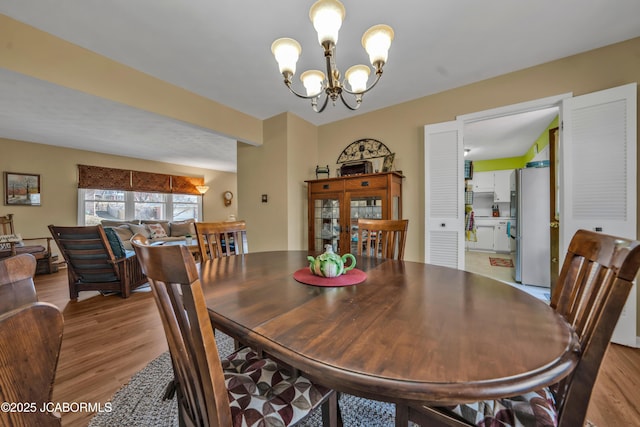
395, 403, 408, 427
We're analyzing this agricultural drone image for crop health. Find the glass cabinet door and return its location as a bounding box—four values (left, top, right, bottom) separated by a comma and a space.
308, 172, 403, 255
348, 192, 385, 254
311, 194, 343, 253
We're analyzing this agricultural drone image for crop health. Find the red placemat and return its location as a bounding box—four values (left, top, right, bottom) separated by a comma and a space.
293, 268, 367, 287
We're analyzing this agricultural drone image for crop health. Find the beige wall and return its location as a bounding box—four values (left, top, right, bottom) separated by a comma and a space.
237, 113, 318, 252
238, 115, 288, 251
316, 36, 640, 263
1, 137, 237, 257
286, 114, 319, 250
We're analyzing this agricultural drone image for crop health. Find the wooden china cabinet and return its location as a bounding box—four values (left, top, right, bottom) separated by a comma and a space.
306, 171, 403, 254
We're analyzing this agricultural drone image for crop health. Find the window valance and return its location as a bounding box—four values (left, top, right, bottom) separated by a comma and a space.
132, 170, 171, 193
78, 165, 204, 195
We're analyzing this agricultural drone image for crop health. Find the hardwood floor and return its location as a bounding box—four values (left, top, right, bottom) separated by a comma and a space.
35, 268, 167, 427
35, 267, 639, 427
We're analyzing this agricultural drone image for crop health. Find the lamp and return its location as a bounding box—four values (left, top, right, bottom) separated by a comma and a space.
271, 0, 394, 113
196, 185, 209, 195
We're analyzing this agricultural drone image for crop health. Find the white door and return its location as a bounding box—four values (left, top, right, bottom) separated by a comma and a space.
424, 121, 465, 269
560, 82, 637, 347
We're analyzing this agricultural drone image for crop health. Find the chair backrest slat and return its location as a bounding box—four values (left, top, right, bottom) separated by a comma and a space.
549, 229, 640, 427
0, 253, 37, 314
133, 242, 232, 426
195, 221, 248, 260
357, 219, 408, 260
0, 213, 16, 235
0, 302, 63, 426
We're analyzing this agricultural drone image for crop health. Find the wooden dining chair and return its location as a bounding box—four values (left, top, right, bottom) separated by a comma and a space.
0, 302, 64, 426
357, 219, 409, 260
0, 253, 38, 314
195, 220, 248, 260
132, 241, 339, 427
400, 229, 640, 427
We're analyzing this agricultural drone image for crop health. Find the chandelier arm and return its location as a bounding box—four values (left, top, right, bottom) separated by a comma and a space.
284, 81, 322, 99
341, 69, 383, 96
339, 92, 361, 111
314, 93, 331, 113
284, 80, 325, 100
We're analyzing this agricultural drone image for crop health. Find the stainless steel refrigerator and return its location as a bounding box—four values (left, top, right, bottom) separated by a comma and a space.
514, 166, 550, 287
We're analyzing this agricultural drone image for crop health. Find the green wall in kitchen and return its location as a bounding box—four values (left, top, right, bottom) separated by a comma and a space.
472, 156, 524, 172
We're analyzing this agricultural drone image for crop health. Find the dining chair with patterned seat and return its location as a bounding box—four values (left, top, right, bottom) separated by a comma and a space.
132, 241, 339, 427
195, 220, 248, 260
398, 229, 640, 427
0, 301, 64, 426
357, 219, 409, 260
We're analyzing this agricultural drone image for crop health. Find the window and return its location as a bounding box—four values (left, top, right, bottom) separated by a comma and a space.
79, 189, 201, 225
77, 165, 205, 225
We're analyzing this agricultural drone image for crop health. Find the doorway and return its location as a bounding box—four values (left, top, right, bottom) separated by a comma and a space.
425, 85, 637, 346
458, 96, 567, 299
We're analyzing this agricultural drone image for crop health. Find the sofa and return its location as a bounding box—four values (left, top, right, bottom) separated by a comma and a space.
101, 219, 196, 250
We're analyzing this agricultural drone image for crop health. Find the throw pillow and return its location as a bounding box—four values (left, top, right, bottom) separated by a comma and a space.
103, 228, 127, 259
129, 224, 151, 239
106, 225, 135, 251
147, 223, 168, 239
0, 233, 23, 250
170, 220, 196, 237
111, 225, 134, 241
141, 220, 170, 236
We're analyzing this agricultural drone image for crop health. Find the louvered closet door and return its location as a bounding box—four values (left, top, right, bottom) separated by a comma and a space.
561, 82, 637, 346
424, 121, 465, 269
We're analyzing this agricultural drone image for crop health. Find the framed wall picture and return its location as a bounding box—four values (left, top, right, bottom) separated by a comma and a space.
4, 172, 41, 206
382, 153, 395, 172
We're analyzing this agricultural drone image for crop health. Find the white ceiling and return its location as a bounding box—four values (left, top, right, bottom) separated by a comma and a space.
1, 0, 640, 171
0, 68, 238, 171
464, 107, 559, 161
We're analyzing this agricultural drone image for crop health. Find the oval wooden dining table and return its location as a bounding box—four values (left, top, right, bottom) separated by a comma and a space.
200, 251, 579, 411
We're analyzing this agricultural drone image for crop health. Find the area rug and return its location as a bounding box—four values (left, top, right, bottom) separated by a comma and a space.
89, 332, 396, 427
489, 257, 514, 268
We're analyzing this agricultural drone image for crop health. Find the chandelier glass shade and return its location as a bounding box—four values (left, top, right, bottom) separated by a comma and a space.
271, 0, 394, 113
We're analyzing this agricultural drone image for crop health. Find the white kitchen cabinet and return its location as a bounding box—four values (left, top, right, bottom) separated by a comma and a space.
471, 171, 494, 192
493, 169, 513, 202
471, 170, 513, 201
494, 221, 510, 252
468, 218, 515, 253
475, 225, 495, 250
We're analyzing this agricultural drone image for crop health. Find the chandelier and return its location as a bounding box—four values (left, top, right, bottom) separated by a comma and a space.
271, 0, 394, 113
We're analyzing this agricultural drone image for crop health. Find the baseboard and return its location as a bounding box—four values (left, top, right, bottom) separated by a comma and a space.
637, 336, 640, 348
